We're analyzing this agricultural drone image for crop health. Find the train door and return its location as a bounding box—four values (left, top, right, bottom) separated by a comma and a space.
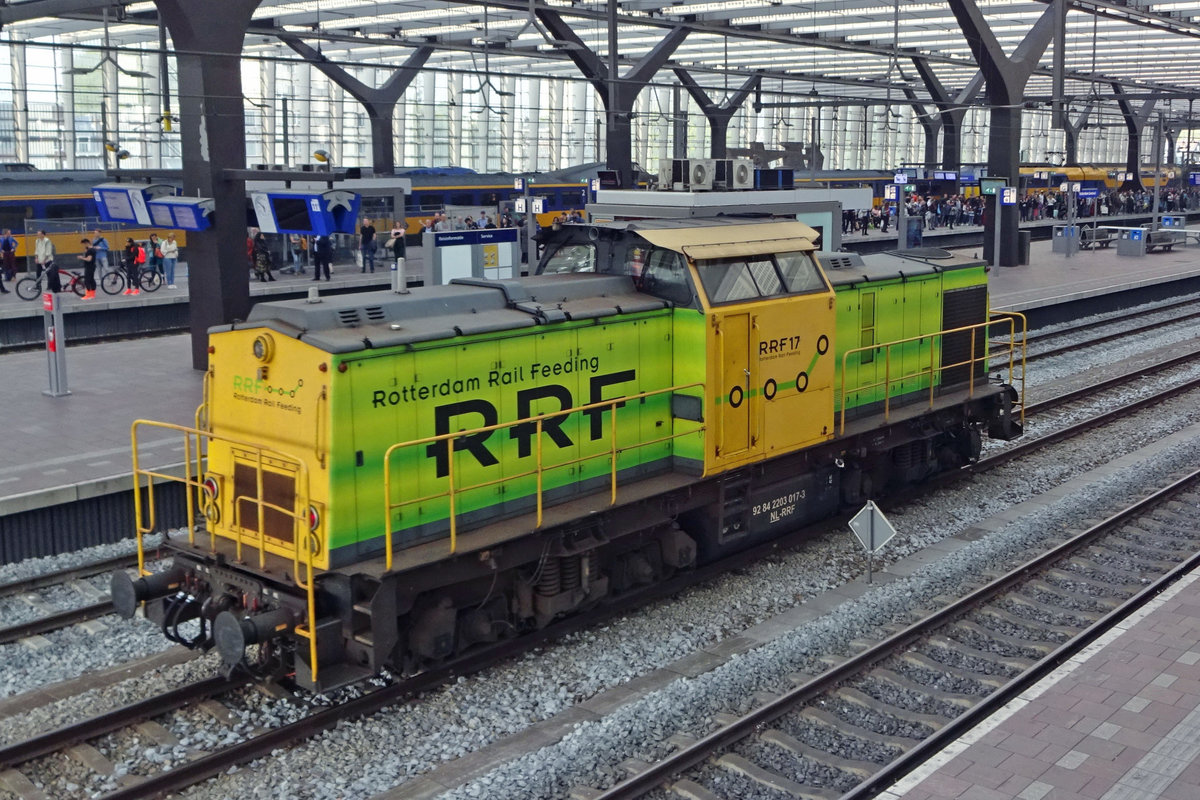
717, 312, 753, 459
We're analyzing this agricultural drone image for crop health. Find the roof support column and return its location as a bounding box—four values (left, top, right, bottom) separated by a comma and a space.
912, 59, 984, 174
1060, 101, 1093, 166
258, 59, 276, 165
448, 72, 463, 166
1112, 83, 1158, 190
547, 80, 563, 170
537, 7, 686, 189
1165, 121, 1182, 166
672, 83, 687, 159
156, 0, 261, 370
9, 34, 28, 164
421, 70, 436, 168
947, 0, 1055, 266
281, 35, 431, 175
673, 70, 759, 160
902, 88, 942, 170
59, 46, 77, 168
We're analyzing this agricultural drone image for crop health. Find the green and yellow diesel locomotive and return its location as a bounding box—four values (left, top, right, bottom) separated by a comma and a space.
114, 218, 1025, 690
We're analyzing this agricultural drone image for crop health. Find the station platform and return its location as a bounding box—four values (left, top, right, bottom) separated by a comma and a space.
0, 251, 423, 328
885, 566, 1200, 800
0, 236, 1198, 526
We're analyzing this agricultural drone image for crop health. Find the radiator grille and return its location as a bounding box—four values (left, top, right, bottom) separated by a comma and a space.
941, 285, 988, 386
233, 462, 297, 545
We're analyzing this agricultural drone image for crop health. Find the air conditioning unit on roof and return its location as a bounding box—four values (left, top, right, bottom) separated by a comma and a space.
658, 158, 679, 190
732, 158, 755, 189
689, 159, 715, 191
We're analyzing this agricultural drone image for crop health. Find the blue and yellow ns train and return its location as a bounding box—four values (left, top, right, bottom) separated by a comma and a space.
114, 218, 1026, 691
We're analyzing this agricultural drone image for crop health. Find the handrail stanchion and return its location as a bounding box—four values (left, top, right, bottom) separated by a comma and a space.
131, 422, 147, 576
447, 438, 457, 554
883, 348, 892, 422
610, 404, 618, 505
536, 418, 544, 528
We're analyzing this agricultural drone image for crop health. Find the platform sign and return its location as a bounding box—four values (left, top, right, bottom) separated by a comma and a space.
514, 197, 527, 214
513, 178, 526, 191
531, 198, 546, 215
1078, 188, 1099, 199
589, 178, 600, 193
883, 184, 898, 201
1000, 187, 1017, 205
850, 500, 896, 583
980, 177, 1006, 196
893, 173, 908, 185
1189, 173, 1200, 186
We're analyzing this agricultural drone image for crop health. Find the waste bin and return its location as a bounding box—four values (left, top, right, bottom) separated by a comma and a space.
1018, 230, 1031, 264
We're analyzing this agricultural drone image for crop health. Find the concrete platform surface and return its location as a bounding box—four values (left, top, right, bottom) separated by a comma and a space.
884, 566, 1200, 800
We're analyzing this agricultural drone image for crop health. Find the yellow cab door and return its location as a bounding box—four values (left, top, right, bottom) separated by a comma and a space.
716, 312, 753, 459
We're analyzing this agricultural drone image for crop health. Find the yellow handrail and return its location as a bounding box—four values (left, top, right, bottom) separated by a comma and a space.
382, 382, 706, 571
837, 315, 1026, 435
130, 420, 320, 683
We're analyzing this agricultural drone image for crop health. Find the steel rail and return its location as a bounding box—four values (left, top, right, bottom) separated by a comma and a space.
0, 554, 138, 600
0, 675, 238, 769
0, 600, 114, 645
593, 467, 1200, 799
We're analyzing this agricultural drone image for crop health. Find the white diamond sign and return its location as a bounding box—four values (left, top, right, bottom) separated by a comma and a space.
849, 500, 897, 554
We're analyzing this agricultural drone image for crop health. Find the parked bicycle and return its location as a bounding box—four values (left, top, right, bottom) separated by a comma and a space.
15, 267, 87, 300
100, 266, 163, 295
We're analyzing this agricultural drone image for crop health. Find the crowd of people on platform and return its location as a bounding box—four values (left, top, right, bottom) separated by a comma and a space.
419, 211, 520, 233
843, 195, 984, 235
844, 185, 1200, 237
1017, 187, 1200, 221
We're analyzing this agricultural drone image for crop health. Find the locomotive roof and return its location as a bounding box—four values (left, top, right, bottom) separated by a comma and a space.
225, 274, 671, 354
821, 248, 989, 287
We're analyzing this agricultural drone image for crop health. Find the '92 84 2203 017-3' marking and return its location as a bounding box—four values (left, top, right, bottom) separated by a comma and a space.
752, 490, 804, 524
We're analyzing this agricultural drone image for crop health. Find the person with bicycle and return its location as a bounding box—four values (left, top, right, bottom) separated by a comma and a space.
121, 237, 143, 296
78, 238, 97, 300
34, 230, 60, 293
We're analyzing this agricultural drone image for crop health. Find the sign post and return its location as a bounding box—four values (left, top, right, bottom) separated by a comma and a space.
849, 500, 897, 583
892, 174, 908, 251
42, 292, 69, 397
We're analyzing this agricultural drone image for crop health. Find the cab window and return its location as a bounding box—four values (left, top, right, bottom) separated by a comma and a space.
640, 249, 694, 306
542, 243, 596, 273
776, 251, 828, 294
696, 250, 827, 305
696, 258, 759, 303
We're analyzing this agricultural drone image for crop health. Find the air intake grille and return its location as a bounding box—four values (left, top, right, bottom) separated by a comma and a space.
822, 253, 864, 270
337, 309, 361, 327
364, 306, 385, 321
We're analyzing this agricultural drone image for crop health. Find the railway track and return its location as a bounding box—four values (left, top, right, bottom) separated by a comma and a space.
998, 297, 1200, 365
0, 553, 153, 645
4, 349, 1198, 798
584, 467, 1200, 799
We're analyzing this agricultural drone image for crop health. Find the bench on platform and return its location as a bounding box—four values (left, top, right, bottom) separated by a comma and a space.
1080, 227, 1116, 249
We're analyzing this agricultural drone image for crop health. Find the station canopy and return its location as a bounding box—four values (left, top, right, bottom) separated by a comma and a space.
5, 0, 1200, 126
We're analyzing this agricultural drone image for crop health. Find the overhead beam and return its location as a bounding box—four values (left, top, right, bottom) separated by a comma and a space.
1112, 82, 1160, 190
949, 0, 1056, 267
280, 34, 431, 175
0, 0, 111, 26
537, 7, 687, 188
674, 69, 760, 159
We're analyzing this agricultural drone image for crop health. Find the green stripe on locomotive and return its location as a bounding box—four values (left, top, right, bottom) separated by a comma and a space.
326, 308, 684, 559
830, 259, 989, 416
